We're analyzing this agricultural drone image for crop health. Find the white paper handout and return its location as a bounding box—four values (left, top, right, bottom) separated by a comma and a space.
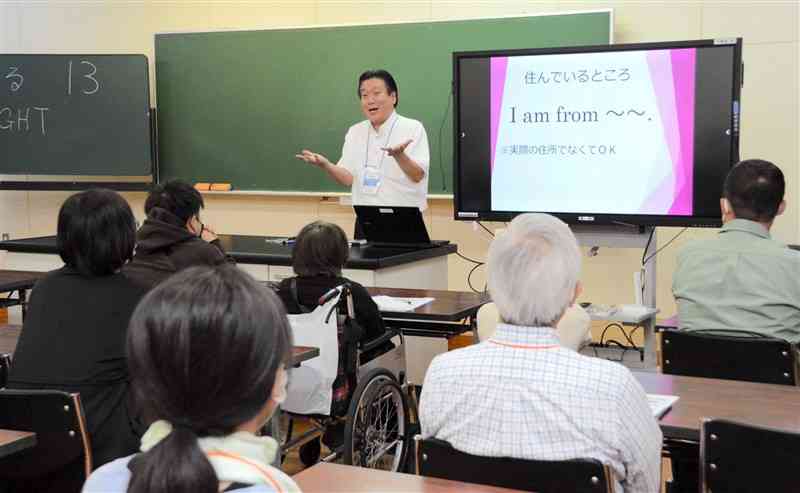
647, 393, 679, 418
372, 295, 434, 312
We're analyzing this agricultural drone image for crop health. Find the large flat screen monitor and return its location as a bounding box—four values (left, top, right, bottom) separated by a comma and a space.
453, 38, 743, 227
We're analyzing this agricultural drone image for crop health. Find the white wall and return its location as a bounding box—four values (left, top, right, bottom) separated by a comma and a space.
1, 0, 798, 316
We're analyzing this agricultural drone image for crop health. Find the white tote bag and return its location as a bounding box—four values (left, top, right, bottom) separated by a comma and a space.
281, 293, 340, 416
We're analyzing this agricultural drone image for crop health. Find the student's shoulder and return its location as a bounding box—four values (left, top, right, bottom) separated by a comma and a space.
82, 455, 134, 492
675, 235, 718, 257
33, 267, 70, 289
426, 342, 486, 375
564, 351, 636, 393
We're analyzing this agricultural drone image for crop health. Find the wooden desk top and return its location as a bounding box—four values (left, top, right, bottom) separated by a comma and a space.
634, 370, 800, 442
1, 325, 316, 368
368, 287, 490, 322
0, 429, 36, 459
0, 270, 46, 292
293, 463, 524, 493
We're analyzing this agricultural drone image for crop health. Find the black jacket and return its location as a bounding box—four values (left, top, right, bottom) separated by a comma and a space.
8, 267, 148, 467
276, 275, 387, 344
123, 207, 233, 289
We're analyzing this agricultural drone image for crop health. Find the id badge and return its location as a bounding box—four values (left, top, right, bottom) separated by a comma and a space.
361, 168, 382, 195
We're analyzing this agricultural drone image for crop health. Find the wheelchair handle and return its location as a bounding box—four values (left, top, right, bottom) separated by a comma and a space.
318, 283, 352, 305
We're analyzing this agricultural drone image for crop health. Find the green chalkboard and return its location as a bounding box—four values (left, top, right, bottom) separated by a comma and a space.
155, 12, 611, 193
0, 55, 152, 176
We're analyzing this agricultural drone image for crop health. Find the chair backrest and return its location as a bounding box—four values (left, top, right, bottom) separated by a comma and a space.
701, 418, 800, 492
281, 288, 343, 416
0, 353, 11, 388
415, 436, 614, 493
475, 302, 500, 342
0, 389, 92, 479
660, 329, 797, 385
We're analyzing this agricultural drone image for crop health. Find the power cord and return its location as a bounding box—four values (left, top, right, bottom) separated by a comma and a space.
639, 226, 688, 304
641, 227, 655, 265
455, 251, 487, 294
643, 227, 688, 265
476, 221, 495, 237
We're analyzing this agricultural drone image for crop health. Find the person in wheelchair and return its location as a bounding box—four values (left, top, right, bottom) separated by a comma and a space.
276, 221, 394, 445
277, 220, 394, 388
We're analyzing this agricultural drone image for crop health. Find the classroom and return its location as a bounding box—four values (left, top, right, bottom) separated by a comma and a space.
0, 1, 799, 492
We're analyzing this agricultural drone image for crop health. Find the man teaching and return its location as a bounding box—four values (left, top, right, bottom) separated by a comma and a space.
296, 69, 430, 237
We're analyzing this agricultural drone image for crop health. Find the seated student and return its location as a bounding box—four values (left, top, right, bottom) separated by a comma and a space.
123, 179, 233, 289
673, 159, 800, 342
82, 265, 300, 493
8, 189, 148, 483
419, 213, 662, 493
276, 220, 390, 353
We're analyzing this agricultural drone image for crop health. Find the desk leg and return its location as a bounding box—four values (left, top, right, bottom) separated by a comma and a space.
20, 289, 28, 322
266, 407, 282, 468
644, 316, 657, 369
470, 316, 480, 344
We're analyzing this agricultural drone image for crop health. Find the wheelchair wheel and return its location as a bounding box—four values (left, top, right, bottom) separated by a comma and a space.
343, 368, 410, 471
299, 437, 321, 467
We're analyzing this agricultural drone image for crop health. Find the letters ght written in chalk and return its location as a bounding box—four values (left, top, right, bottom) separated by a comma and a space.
2, 60, 102, 136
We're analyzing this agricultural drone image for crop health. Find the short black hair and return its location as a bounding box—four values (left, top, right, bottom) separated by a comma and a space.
722, 159, 785, 223
57, 189, 136, 277
292, 221, 349, 277
144, 179, 204, 223
126, 265, 292, 493
358, 69, 399, 107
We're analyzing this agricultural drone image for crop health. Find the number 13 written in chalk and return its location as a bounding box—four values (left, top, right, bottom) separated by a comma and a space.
66, 60, 100, 95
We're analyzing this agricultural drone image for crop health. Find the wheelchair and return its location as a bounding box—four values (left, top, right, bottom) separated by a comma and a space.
274, 283, 417, 472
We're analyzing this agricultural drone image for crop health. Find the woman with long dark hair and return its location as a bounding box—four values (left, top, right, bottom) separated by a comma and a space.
82, 265, 300, 493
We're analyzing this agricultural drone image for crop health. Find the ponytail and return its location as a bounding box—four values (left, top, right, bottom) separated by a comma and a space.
127, 427, 217, 493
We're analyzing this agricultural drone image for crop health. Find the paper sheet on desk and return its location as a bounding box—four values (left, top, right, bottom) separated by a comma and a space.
647, 394, 679, 418
372, 295, 434, 312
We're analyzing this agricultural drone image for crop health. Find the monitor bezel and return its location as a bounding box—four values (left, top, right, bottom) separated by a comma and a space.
452, 38, 743, 227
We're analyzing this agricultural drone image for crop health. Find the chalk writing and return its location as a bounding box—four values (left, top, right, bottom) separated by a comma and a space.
0, 106, 50, 135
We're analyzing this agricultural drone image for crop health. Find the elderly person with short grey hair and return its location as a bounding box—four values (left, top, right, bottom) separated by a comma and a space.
419, 213, 662, 493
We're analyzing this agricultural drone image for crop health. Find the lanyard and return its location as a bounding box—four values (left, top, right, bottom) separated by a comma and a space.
364, 113, 399, 171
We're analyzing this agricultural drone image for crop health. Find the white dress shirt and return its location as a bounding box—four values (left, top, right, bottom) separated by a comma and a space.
338, 111, 430, 210
419, 323, 662, 493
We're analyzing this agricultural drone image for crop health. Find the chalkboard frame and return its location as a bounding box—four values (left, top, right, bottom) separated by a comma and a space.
0, 53, 155, 190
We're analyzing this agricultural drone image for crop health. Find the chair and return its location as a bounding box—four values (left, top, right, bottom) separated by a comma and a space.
701, 418, 800, 492
415, 436, 615, 493
659, 328, 797, 385
477, 302, 592, 351
0, 389, 92, 488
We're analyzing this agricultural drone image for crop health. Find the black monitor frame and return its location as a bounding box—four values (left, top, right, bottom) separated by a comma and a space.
453, 38, 743, 228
